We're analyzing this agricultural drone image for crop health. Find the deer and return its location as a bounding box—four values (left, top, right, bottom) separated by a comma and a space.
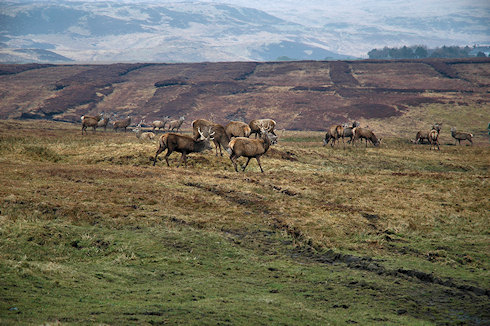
415, 123, 442, 144
225, 121, 251, 139
153, 127, 214, 167
351, 127, 381, 147
134, 120, 156, 141
341, 121, 360, 144
228, 127, 277, 173
192, 119, 230, 156
249, 119, 276, 138
168, 116, 185, 132
151, 116, 170, 132
324, 125, 344, 147
451, 127, 473, 145
429, 129, 440, 150
81, 113, 103, 135
113, 116, 131, 132
97, 113, 111, 131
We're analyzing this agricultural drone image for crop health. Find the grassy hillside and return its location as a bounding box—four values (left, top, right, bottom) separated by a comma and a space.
0, 58, 489, 132
0, 120, 488, 324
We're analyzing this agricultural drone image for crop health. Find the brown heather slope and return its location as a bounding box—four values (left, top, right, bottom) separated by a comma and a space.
0, 58, 488, 135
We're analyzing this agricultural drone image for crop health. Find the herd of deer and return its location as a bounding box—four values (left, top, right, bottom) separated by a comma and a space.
411, 123, 474, 150
153, 118, 278, 173
80, 112, 476, 172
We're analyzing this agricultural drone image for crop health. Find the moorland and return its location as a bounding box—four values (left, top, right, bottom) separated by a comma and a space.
0, 58, 489, 325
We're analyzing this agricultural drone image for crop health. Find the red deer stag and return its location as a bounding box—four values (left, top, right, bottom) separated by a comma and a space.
429, 129, 440, 150
228, 128, 277, 172
249, 119, 276, 138
352, 127, 381, 147
153, 127, 214, 167
225, 121, 251, 139
415, 123, 442, 144
451, 127, 473, 145
151, 116, 170, 132
81, 113, 103, 135
168, 116, 185, 132
192, 119, 231, 156
324, 125, 344, 147
113, 116, 131, 132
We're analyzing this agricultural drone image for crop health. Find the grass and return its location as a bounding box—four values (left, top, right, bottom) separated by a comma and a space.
0, 119, 489, 325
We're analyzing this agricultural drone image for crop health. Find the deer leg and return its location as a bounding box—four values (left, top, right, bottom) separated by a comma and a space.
256, 156, 264, 173
177, 152, 186, 168
182, 153, 188, 167
164, 150, 172, 167
153, 143, 166, 166
230, 154, 239, 172
242, 157, 252, 171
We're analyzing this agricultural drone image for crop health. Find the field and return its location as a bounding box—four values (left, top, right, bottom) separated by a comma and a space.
0, 118, 488, 325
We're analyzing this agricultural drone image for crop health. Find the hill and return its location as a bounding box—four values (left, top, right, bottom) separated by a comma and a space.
1, 1, 488, 62
0, 58, 489, 135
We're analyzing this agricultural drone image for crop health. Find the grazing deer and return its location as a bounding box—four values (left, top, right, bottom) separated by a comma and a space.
153, 127, 214, 167
81, 113, 103, 135
151, 117, 170, 132
192, 119, 230, 156
168, 116, 185, 132
228, 127, 277, 172
429, 129, 440, 150
352, 127, 381, 147
451, 127, 473, 145
113, 116, 131, 132
415, 123, 442, 144
249, 119, 276, 138
225, 121, 252, 139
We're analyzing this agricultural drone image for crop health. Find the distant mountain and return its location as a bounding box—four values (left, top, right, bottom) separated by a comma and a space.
0, 1, 355, 63
0, 0, 487, 63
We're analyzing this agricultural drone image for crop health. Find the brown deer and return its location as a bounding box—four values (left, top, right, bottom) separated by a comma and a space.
192, 119, 230, 156
97, 113, 110, 131
429, 129, 440, 150
81, 113, 103, 135
113, 116, 131, 132
225, 121, 251, 139
151, 116, 170, 132
249, 119, 276, 138
168, 116, 185, 132
228, 128, 277, 172
342, 121, 360, 143
153, 127, 214, 167
451, 127, 473, 145
415, 123, 442, 144
134, 120, 156, 141
325, 124, 344, 147
352, 127, 381, 147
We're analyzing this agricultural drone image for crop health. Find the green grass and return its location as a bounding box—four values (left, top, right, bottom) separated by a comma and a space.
0, 119, 488, 325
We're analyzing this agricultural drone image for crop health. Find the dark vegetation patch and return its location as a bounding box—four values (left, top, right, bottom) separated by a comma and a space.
339, 103, 401, 119
329, 61, 359, 86
425, 60, 460, 79
0, 63, 54, 75
154, 77, 188, 88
